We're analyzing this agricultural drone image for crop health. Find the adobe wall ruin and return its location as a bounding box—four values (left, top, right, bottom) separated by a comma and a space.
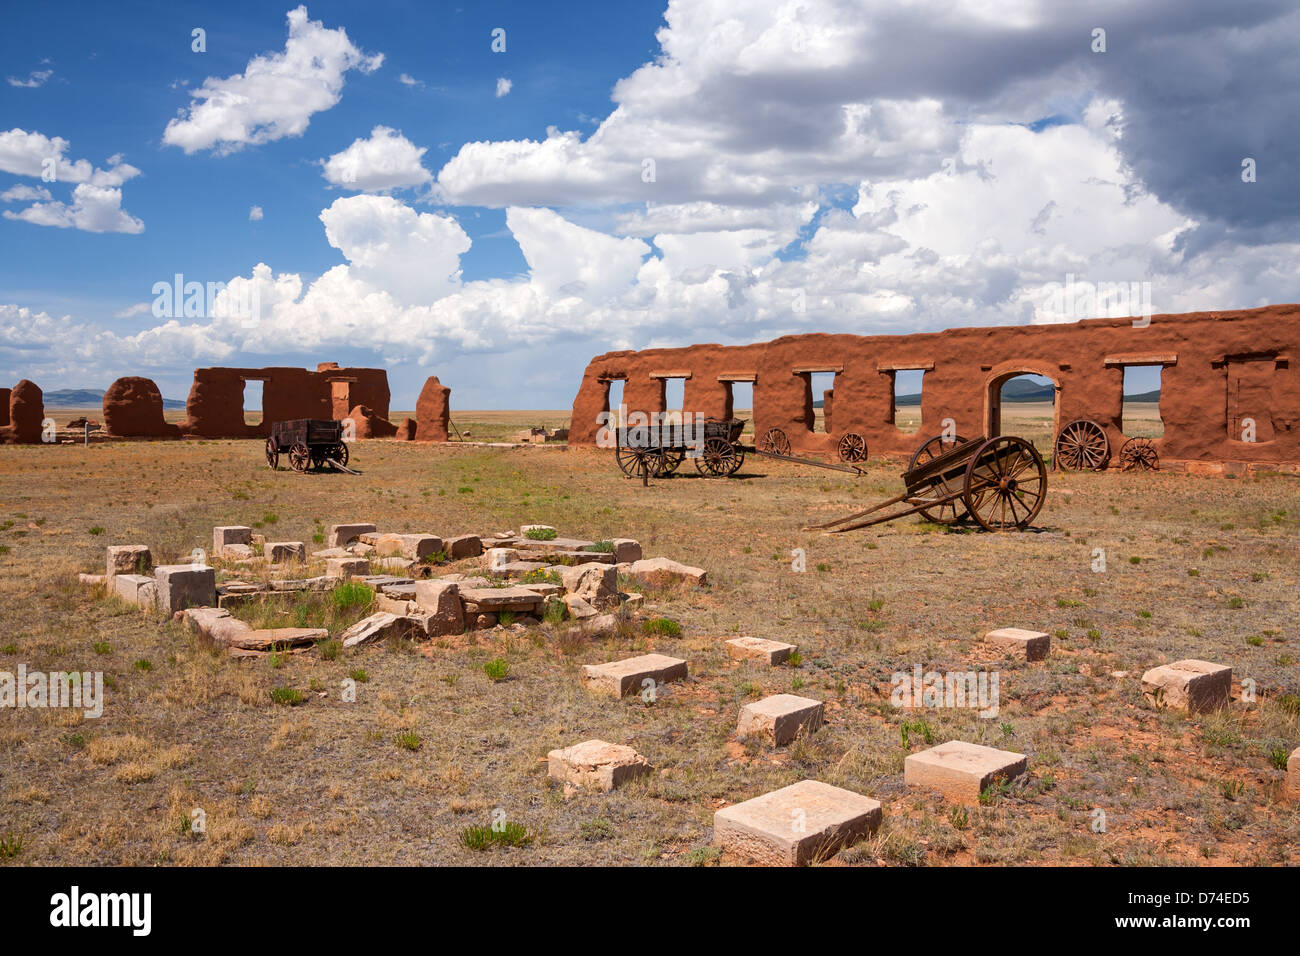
569, 304, 1300, 466
176, 362, 392, 439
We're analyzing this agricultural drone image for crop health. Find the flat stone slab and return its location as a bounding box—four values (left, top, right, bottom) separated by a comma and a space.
726, 636, 796, 665
269, 576, 335, 591
359, 574, 415, 589
512, 536, 595, 552
625, 557, 707, 586
582, 653, 688, 698
714, 780, 882, 866
1141, 659, 1232, 713
460, 586, 544, 610
904, 740, 1028, 803
984, 627, 1050, 661
547, 739, 651, 792
340, 611, 419, 648
737, 694, 824, 746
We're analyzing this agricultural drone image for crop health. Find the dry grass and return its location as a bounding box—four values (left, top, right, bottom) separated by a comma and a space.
0, 405, 1296, 866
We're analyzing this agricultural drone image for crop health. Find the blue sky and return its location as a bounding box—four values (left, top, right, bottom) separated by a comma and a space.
1, 1, 663, 329
1, 1, 1295, 410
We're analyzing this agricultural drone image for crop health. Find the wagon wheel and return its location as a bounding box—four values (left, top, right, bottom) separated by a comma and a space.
265, 438, 280, 471
1054, 419, 1110, 471
656, 448, 686, 476
757, 428, 790, 456
616, 445, 664, 480
908, 433, 969, 524
695, 437, 741, 477
1119, 437, 1159, 471
288, 441, 312, 473
962, 436, 1047, 532
333, 442, 349, 468
837, 432, 867, 463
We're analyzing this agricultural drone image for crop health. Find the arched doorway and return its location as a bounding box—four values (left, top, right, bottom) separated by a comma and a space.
983, 364, 1060, 454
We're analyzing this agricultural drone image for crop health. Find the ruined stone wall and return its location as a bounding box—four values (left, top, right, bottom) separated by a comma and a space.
0, 380, 43, 444
569, 305, 1300, 466
179, 364, 393, 439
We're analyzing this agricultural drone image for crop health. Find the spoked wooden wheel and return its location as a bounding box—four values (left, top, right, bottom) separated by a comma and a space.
837, 432, 867, 462
656, 448, 686, 476
757, 428, 790, 456
616, 445, 664, 479
962, 436, 1047, 532
289, 441, 312, 473
1054, 419, 1110, 471
695, 437, 742, 477
908, 433, 968, 524
1119, 437, 1159, 471
333, 442, 349, 468
265, 438, 280, 470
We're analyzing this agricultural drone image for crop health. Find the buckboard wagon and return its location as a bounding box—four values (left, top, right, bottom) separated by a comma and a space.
614, 417, 867, 479
265, 419, 351, 473
808, 434, 1047, 533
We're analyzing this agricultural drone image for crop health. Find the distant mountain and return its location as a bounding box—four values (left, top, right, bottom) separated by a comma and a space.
892, 380, 1160, 407
42, 388, 186, 410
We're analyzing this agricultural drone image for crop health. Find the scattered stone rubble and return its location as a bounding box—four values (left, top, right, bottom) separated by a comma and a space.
81, 523, 709, 659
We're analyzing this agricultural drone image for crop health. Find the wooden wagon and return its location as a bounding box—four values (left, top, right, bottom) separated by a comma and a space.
809, 434, 1048, 533
615, 417, 868, 479
265, 419, 350, 473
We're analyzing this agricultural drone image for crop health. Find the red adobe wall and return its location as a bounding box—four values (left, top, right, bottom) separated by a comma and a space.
569, 305, 1300, 465
178, 363, 393, 438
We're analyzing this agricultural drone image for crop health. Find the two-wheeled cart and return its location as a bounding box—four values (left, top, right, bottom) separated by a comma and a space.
807, 434, 1047, 533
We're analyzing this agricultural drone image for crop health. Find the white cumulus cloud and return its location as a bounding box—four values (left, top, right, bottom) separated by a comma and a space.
320, 125, 431, 192
163, 5, 383, 155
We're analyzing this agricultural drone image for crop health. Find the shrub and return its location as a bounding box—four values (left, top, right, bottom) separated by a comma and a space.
0, 833, 23, 860
483, 658, 510, 682
641, 617, 681, 637
584, 540, 615, 553
525, 527, 558, 540
395, 730, 422, 751
269, 686, 305, 706
318, 639, 342, 661
459, 821, 533, 850
88, 526, 105, 536
332, 581, 374, 612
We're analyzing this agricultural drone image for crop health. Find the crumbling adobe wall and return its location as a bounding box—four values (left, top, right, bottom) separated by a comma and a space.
0, 380, 44, 444
569, 305, 1300, 466
102, 377, 181, 438
415, 376, 450, 442
177, 364, 395, 439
